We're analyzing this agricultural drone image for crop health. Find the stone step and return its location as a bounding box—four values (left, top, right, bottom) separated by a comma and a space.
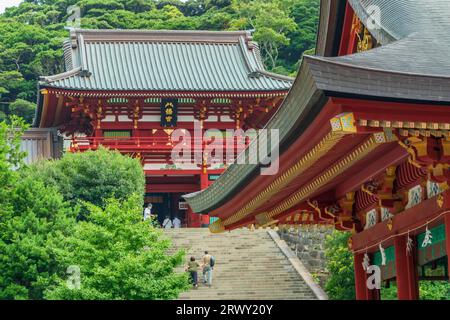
164, 228, 320, 300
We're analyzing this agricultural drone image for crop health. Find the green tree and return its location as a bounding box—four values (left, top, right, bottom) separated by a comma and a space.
382, 281, 450, 300
0, 123, 187, 300
0, 116, 74, 300
0, 0, 321, 103
44, 195, 190, 300
230, 0, 297, 71
324, 230, 356, 300
27, 147, 146, 209
8, 99, 36, 124
279, 0, 320, 72
0, 174, 78, 300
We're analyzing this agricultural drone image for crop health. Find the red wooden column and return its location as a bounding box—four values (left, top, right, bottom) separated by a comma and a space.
338, 1, 358, 56
200, 167, 210, 227
354, 253, 368, 300
187, 206, 202, 228
445, 212, 450, 282
394, 235, 419, 300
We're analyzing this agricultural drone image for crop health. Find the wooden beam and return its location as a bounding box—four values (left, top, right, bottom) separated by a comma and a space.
352, 190, 450, 251
334, 144, 407, 198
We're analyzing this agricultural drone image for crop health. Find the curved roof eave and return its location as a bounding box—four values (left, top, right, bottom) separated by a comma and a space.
184, 60, 326, 213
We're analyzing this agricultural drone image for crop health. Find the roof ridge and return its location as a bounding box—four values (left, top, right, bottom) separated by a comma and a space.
237, 36, 294, 83
348, 0, 398, 45
68, 28, 254, 47
253, 70, 295, 82
303, 51, 450, 80
40, 67, 82, 84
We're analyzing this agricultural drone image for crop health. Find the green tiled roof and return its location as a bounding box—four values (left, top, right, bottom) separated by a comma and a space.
40, 29, 293, 92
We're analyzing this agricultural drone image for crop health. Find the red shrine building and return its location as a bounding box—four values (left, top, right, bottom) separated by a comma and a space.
186, 0, 450, 299
34, 29, 293, 227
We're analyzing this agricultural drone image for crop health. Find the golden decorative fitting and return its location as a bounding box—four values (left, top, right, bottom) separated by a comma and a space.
222, 130, 347, 227
357, 28, 373, 52
209, 219, 225, 234
351, 14, 362, 33
442, 138, 450, 156
405, 137, 427, 158
347, 237, 353, 250
437, 194, 444, 208
330, 112, 357, 133
439, 181, 449, 191
398, 140, 422, 168
386, 166, 396, 177
387, 218, 393, 231
263, 133, 385, 221
361, 184, 376, 197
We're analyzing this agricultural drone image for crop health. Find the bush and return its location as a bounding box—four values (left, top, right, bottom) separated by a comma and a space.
44, 195, 190, 300
382, 281, 450, 300
0, 176, 77, 299
324, 230, 355, 300
0, 117, 76, 299
26, 147, 145, 210
1, 127, 187, 300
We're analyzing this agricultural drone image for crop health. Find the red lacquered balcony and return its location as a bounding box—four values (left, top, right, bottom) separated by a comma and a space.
67, 136, 252, 155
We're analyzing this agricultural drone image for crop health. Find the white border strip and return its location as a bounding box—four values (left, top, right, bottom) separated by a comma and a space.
267, 230, 328, 300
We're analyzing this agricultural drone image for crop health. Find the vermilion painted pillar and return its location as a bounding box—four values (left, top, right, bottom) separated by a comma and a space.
187, 206, 201, 228
354, 253, 368, 300
200, 168, 210, 227
394, 236, 419, 300
445, 212, 450, 282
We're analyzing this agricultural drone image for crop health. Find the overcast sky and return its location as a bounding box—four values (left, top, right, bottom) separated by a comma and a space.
0, 0, 22, 13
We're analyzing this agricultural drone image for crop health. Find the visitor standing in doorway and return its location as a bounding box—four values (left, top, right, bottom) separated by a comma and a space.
143, 203, 153, 221
201, 251, 214, 287
173, 216, 181, 228
162, 215, 173, 229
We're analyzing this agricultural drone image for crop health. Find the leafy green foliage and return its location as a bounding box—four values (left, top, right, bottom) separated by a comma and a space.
0, 126, 187, 299
419, 281, 450, 300
26, 147, 145, 210
324, 230, 450, 300
324, 231, 356, 300
0, 116, 72, 300
382, 281, 450, 300
0, 174, 77, 300
8, 99, 36, 124
0, 0, 320, 115
44, 195, 190, 300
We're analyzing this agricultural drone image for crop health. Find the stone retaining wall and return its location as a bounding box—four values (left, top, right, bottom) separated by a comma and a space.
278, 225, 333, 285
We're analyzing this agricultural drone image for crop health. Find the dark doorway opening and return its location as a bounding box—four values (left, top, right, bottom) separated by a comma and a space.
144, 193, 187, 227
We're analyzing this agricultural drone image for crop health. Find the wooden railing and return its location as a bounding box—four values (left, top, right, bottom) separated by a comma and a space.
68, 136, 252, 155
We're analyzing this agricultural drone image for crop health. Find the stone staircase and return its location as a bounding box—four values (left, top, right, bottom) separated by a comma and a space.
164, 228, 319, 300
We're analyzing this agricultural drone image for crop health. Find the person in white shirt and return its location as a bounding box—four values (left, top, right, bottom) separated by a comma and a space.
162, 216, 173, 229
143, 203, 153, 221
173, 216, 181, 228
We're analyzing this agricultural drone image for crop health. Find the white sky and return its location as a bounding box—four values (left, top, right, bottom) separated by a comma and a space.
0, 0, 23, 14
